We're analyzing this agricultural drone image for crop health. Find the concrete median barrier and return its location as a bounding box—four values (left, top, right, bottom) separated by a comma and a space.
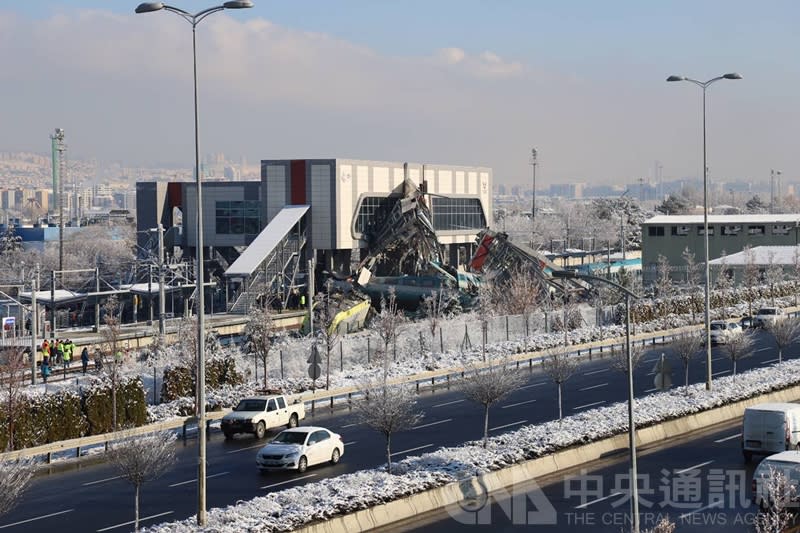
294, 384, 800, 533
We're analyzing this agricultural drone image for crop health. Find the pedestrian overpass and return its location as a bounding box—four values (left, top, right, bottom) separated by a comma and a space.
224, 205, 309, 315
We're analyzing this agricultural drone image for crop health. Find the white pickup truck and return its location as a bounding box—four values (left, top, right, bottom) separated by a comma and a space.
221, 395, 306, 440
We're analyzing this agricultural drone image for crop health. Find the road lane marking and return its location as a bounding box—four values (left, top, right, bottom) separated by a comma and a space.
390, 444, 434, 457
574, 492, 624, 510
517, 382, 547, 390
0, 509, 74, 529
675, 460, 714, 475
760, 358, 779, 365
502, 399, 537, 409
169, 471, 229, 488
226, 443, 265, 454
714, 433, 741, 443
341, 422, 361, 428
96, 511, 173, 532
678, 499, 723, 520
433, 399, 464, 408
579, 383, 608, 391
344, 441, 357, 446
644, 387, 658, 393
710, 357, 725, 362
755, 347, 771, 352
711, 370, 730, 377
583, 368, 609, 376
490, 420, 528, 432
82, 475, 122, 486
573, 401, 605, 411
261, 474, 317, 490
413, 419, 452, 430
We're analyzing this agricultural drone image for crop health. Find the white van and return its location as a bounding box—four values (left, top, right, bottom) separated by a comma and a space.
742, 403, 800, 462
751, 451, 800, 510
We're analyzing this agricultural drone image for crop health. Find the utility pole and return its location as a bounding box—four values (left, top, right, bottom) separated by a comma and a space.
307, 256, 315, 335
30, 264, 39, 385
529, 148, 538, 247
94, 264, 100, 333
770, 169, 775, 213
50, 269, 56, 337
158, 223, 166, 335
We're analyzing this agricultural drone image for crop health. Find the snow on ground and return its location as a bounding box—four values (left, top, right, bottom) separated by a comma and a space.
4, 293, 793, 429
143, 349, 800, 532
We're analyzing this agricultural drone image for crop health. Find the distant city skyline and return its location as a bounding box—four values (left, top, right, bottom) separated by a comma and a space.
0, 1, 797, 187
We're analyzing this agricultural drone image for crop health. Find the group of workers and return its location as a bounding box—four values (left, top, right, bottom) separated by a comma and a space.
39, 338, 95, 382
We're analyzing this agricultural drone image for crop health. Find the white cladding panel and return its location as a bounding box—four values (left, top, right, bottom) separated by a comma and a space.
455, 171, 465, 194
266, 165, 286, 222
311, 164, 332, 248
438, 170, 452, 194
392, 167, 404, 188
373, 166, 390, 192
356, 166, 369, 193
337, 164, 353, 249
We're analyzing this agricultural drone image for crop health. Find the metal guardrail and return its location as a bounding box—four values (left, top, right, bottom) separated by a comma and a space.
4, 306, 798, 465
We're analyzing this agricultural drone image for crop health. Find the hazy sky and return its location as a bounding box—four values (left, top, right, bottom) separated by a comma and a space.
1, 1, 797, 187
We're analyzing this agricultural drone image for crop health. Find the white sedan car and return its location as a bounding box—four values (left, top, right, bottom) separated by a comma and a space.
256, 426, 344, 473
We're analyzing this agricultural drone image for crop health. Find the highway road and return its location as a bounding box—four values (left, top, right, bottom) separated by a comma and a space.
0, 327, 793, 532
383, 422, 799, 532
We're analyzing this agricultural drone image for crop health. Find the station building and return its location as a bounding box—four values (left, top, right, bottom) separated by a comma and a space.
136, 158, 492, 311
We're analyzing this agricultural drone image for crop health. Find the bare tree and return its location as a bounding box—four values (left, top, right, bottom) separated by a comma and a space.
1, 348, 28, 451
713, 252, 733, 308
764, 252, 784, 305
641, 516, 676, 533
106, 431, 177, 532
475, 283, 496, 362
244, 305, 276, 390
765, 317, 800, 364
0, 458, 34, 518
461, 362, 526, 448
742, 245, 760, 317
101, 295, 124, 432
654, 254, 674, 330
315, 280, 341, 390
682, 246, 701, 323
723, 331, 754, 382
422, 290, 448, 352
493, 268, 544, 336
754, 465, 797, 533
372, 288, 404, 377
354, 381, 423, 474
671, 333, 703, 390
540, 348, 580, 423
608, 343, 645, 375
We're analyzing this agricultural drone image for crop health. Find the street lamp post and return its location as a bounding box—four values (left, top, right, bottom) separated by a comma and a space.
529, 148, 538, 246
135, 1, 254, 526
666, 72, 741, 391
552, 270, 640, 532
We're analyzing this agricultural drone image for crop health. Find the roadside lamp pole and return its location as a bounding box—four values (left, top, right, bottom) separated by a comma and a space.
666, 72, 742, 391
135, 1, 254, 525
552, 270, 641, 532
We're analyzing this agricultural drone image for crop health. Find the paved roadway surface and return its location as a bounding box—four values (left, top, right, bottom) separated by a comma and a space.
381, 422, 800, 532
0, 328, 793, 532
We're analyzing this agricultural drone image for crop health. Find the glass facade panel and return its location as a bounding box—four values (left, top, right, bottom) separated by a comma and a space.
355, 196, 398, 234
215, 200, 260, 235
431, 197, 486, 231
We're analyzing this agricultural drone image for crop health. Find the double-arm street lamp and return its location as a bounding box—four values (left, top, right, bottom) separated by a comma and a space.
666, 73, 742, 391
552, 270, 641, 532
135, 1, 254, 525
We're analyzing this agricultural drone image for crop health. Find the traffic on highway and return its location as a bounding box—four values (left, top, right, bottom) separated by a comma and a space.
0, 326, 795, 532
